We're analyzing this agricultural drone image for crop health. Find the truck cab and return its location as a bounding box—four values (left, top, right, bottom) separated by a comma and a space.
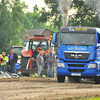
53, 27, 100, 84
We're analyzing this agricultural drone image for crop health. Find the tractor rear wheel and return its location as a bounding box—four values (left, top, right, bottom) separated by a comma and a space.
20, 55, 30, 69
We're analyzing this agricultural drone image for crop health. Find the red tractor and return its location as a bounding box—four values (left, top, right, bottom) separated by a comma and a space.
19, 34, 53, 76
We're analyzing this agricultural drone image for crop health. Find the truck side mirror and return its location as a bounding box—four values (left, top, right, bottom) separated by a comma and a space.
52, 33, 57, 45
96, 46, 100, 49
96, 47, 98, 49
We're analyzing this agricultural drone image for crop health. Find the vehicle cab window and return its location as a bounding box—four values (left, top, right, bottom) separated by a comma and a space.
97, 33, 100, 43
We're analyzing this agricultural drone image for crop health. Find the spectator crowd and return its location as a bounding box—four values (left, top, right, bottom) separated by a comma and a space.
0, 49, 18, 74
0, 41, 56, 78
37, 48, 55, 78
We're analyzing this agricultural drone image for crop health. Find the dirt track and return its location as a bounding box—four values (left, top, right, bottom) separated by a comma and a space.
0, 77, 100, 100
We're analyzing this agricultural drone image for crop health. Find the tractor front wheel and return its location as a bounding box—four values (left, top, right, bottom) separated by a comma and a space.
57, 75, 65, 83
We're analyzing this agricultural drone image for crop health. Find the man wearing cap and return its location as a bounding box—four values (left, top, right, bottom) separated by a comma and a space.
8, 49, 18, 73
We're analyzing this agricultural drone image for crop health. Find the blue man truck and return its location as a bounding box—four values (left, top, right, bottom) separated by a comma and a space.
52, 26, 100, 84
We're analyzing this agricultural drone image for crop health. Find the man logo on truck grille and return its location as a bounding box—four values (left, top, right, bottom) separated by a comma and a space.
71, 54, 82, 58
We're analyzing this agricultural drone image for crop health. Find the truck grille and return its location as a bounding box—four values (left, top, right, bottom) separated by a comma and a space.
68, 69, 84, 73
68, 64, 85, 68
64, 51, 89, 60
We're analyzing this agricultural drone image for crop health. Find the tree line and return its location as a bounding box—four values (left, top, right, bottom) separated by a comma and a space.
0, 0, 100, 53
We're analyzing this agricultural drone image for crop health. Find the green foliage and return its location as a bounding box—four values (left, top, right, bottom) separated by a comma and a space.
11, 0, 27, 45
25, 11, 46, 29
0, 0, 58, 54
0, 0, 27, 54
44, 0, 100, 28
68, 0, 100, 27
38, 7, 49, 23
0, 0, 13, 53
73, 97, 100, 100
24, 4, 59, 32
44, 0, 63, 29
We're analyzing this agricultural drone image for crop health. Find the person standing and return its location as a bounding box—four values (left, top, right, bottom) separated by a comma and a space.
37, 50, 44, 77
8, 49, 18, 73
1, 52, 7, 72
0, 55, 3, 71
46, 48, 55, 78
36, 41, 42, 52
42, 50, 46, 68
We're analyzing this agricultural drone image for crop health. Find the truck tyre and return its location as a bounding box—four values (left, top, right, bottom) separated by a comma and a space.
20, 55, 29, 69
68, 76, 81, 83
57, 75, 65, 83
95, 76, 100, 84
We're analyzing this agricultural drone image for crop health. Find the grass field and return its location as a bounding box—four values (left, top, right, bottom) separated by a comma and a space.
73, 97, 100, 100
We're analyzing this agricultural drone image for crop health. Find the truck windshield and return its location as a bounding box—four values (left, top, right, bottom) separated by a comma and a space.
60, 32, 95, 46
25, 41, 48, 50
32, 41, 47, 50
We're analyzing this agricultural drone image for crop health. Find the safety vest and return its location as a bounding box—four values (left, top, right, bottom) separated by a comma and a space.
1, 56, 7, 66
36, 47, 40, 52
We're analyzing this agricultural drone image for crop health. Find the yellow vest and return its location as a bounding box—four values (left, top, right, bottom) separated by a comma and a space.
1, 56, 7, 66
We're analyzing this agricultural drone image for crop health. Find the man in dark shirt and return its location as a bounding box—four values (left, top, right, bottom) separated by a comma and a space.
8, 49, 18, 73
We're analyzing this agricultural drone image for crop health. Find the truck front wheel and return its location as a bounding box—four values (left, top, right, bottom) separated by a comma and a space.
57, 75, 65, 83
95, 76, 100, 84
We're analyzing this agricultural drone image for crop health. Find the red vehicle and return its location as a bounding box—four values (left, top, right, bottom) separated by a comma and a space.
18, 34, 53, 76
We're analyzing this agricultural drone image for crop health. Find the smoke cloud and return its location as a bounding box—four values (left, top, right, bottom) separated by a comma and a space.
58, 0, 72, 26
58, 0, 100, 27
85, 0, 100, 21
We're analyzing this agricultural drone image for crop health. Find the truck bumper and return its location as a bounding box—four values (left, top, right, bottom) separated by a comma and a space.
57, 67, 98, 77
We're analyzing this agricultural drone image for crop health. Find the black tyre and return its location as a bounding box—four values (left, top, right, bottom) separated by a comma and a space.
57, 75, 65, 83
68, 76, 81, 83
95, 76, 100, 84
20, 55, 30, 69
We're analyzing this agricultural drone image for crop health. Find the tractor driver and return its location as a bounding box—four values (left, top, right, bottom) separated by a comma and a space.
36, 41, 42, 52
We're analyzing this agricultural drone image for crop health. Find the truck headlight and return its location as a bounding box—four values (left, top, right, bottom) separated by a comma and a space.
57, 63, 65, 67
88, 64, 96, 68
